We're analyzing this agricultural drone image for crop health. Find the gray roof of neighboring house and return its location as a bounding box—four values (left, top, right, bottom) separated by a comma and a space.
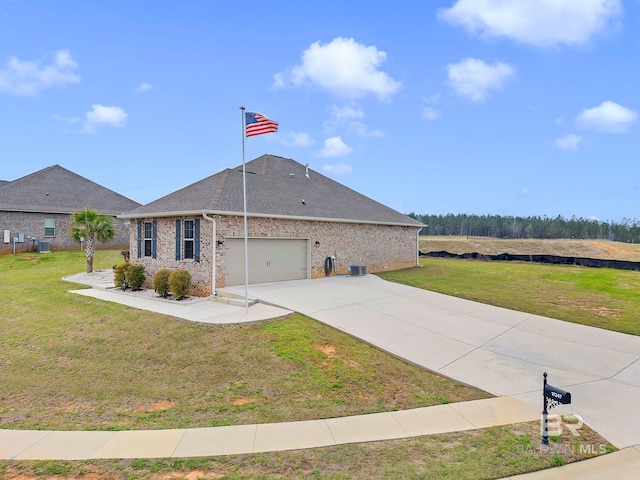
0, 165, 141, 215
123, 154, 423, 227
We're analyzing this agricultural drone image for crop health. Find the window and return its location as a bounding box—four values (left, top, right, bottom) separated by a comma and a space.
176, 218, 199, 262
44, 218, 55, 237
184, 220, 194, 259
137, 220, 156, 259
144, 222, 153, 257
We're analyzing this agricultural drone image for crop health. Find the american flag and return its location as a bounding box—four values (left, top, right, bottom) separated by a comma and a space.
245, 112, 279, 137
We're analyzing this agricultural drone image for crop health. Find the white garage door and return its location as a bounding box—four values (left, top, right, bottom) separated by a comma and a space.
225, 238, 308, 285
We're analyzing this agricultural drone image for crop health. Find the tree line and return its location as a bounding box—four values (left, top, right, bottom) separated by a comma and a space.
407, 213, 640, 243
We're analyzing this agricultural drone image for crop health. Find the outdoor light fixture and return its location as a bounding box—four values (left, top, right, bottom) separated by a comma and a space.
315, 240, 320, 248
217, 240, 225, 247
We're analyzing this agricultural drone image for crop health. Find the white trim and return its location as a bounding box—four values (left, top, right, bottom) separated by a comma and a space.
120, 209, 424, 228
202, 213, 216, 296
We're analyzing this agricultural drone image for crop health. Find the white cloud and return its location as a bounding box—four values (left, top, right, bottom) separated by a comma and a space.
347, 121, 385, 137
320, 105, 382, 137
322, 162, 353, 175
521, 188, 533, 195
319, 136, 352, 157
447, 58, 515, 102
575, 101, 637, 133
323, 104, 384, 137
330, 105, 365, 120
135, 82, 153, 93
323, 105, 364, 132
555, 134, 583, 151
423, 107, 441, 120
438, 0, 623, 48
273, 37, 401, 100
82, 104, 128, 134
0, 49, 80, 96
275, 132, 314, 147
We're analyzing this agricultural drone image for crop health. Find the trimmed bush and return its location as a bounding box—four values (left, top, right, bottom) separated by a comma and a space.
125, 264, 146, 291
169, 269, 192, 300
113, 262, 130, 289
153, 269, 172, 298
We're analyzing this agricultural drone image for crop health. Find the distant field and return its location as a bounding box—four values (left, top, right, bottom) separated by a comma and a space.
411, 236, 640, 336
419, 236, 640, 261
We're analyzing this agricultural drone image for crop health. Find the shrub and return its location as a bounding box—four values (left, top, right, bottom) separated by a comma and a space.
125, 264, 146, 291
113, 262, 130, 289
153, 269, 172, 298
169, 269, 192, 300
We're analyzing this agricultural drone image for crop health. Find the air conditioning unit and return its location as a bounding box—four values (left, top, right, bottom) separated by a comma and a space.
37, 241, 50, 253
349, 264, 366, 276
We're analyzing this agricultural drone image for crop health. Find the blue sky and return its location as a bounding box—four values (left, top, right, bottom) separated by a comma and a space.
1, 1, 639, 222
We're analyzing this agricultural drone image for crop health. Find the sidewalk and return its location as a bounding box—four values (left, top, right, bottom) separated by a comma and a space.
2, 397, 540, 460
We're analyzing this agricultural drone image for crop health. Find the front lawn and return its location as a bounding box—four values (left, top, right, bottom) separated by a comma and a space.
0, 250, 488, 431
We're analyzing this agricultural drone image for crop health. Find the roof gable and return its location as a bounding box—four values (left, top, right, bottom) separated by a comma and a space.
125, 154, 422, 227
0, 165, 141, 215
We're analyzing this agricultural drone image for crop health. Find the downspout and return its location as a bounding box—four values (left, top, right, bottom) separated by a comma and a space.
416, 224, 427, 266
202, 213, 216, 296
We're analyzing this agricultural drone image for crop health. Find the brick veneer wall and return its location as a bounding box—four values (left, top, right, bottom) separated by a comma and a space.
0, 211, 130, 254
131, 214, 419, 297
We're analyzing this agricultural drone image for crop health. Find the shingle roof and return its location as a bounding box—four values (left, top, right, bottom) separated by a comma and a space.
0, 165, 141, 215
123, 154, 423, 227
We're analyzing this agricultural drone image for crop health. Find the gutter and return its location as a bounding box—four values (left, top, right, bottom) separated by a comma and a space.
119, 209, 425, 228
201, 213, 216, 297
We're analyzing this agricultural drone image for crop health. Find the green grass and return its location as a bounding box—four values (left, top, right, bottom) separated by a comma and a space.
0, 249, 621, 479
0, 421, 614, 479
0, 250, 487, 431
378, 258, 640, 336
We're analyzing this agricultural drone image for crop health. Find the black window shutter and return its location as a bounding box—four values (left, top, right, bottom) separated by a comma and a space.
152, 220, 157, 259
194, 218, 200, 262
175, 219, 181, 260
137, 221, 142, 258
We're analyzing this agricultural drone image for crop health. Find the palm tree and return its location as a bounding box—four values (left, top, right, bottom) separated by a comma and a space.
69, 207, 116, 273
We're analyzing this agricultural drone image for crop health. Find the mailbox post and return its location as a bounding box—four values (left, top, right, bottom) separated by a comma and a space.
541, 372, 572, 445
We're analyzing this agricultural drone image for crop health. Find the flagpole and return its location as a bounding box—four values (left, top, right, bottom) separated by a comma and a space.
240, 106, 249, 313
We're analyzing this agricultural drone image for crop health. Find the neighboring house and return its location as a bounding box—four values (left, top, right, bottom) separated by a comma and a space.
121, 154, 424, 296
0, 165, 140, 254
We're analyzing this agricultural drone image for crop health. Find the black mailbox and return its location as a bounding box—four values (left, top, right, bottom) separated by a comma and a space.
544, 384, 571, 405
541, 372, 573, 445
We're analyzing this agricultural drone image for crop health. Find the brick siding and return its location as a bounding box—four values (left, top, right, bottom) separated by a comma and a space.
0, 211, 131, 254
131, 214, 419, 297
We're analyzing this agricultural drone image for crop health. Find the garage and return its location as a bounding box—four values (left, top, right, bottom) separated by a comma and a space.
225, 238, 309, 285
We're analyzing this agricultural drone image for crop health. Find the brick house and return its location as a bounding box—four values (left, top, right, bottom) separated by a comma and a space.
121, 154, 424, 296
0, 165, 140, 254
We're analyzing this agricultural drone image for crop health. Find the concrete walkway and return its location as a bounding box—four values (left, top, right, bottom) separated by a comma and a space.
1, 397, 540, 460
63, 270, 293, 324
2, 272, 638, 478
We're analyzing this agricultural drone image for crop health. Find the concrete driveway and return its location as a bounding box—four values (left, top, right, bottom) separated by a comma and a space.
221, 274, 640, 449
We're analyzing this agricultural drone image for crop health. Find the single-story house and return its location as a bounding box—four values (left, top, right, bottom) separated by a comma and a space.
0, 165, 140, 254
121, 154, 424, 296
